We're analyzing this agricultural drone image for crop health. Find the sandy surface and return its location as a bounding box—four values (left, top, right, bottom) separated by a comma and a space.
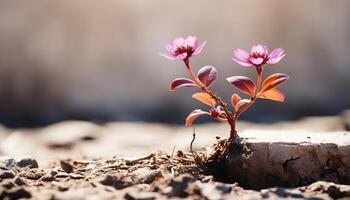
0, 116, 346, 165
0, 115, 350, 199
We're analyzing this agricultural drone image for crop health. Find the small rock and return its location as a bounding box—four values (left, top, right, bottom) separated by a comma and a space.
0, 188, 32, 199
0, 157, 16, 169
99, 175, 131, 190
58, 185, 69, 191
21, 169, 44, 180
0, 170, 15, 179
60, 160, 74, 173
1, 180, 15, 189
124, 191, 157, 200
70, 173, 85, 179
50, 170, 58, 177
14, 177, 26, 186
132, 168, 162, 184
166, 174, 195, 198
41, 175, 55, 182
55, 172, 70, 178
17, 158, 39, 168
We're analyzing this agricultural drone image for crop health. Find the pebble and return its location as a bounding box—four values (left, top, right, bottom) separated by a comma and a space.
14, 177, 26, 186
166, 174, 195, 198
41, 175, 55, 182
0, 170, 15, 179
1, 188, 32, 199
0, 157, 16, 169
99, 175, 131, 190
124, 191, 157, 200
21, 169, 44, 180
60, 160, 74, 173
17, 158, 39, 168
1, 180, 15, 189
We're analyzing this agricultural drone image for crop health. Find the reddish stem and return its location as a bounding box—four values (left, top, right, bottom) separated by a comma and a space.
184, 59, 237, 139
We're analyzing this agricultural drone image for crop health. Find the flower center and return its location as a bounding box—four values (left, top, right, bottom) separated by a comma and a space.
175, 46, 194, 57
249, 52, 268, 66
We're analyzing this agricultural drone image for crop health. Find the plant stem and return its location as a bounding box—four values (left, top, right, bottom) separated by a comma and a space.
234, 66, 263, 120
184, 59, 237, 140
219, 67, 263, 160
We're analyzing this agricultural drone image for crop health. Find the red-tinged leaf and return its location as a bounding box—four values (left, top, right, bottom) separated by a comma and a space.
259, 88, 285, 102
185, 109, 209, 126
226, 76, 256, 95
197, 66, 218, 87
192, 92, 216, 107
170, 78, 196, 91
231, 94, 242, 108
261, 73, 289, 93
236, 99, 251, 111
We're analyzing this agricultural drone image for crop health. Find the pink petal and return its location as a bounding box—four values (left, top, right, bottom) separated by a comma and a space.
266, 54, 285, 64
232, 49, 252, 66
250, 57, 264, 65
263, 45, 269, 55
158, 53, 176, 60
173, 37, 185, 48
175, 52, 187, 60
251, 45, 267, 55
232, 58, 253, 67
166, 44, 175, 54
233, 49, 250, 62
193, 40, 207, 55
268, 48, 284, 60
185, 36, 198, 49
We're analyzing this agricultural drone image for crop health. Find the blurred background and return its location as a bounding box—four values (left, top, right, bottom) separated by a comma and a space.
0, 0, 350, 128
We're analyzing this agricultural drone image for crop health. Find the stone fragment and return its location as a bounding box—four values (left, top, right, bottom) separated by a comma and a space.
0, 188, 32, 199
60, 160, 74, 173
124, 191, 157, 200
131, 168, 162, 184
0, 170, 15, 179
20, 169, 44, 180
14, 177, 26, 186
1, 180, 15, 189
224, 130, 350, 189
165, 174, 195, 198
99, 175, 131, 190
17, 158, 39, 168
0, 157, 16, 169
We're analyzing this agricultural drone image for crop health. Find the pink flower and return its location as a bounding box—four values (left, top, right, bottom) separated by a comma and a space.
159, 36, 206, 61
232, 45, 285, 67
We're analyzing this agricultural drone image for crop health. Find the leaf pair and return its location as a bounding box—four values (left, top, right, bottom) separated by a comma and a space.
170, 66, 218, 91
185, 93, 224, 126
185, 106, 225, 126
259, 73, 289, 102
227, 73, 289, 102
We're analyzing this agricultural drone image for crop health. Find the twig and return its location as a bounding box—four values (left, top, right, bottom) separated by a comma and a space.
189, 128, 206, 166
190, 128, 197, 157
171, 145, 176, 157
125, 153, 155, 165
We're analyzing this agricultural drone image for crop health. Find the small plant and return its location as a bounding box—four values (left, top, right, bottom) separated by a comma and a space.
159, 36, 288, 159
